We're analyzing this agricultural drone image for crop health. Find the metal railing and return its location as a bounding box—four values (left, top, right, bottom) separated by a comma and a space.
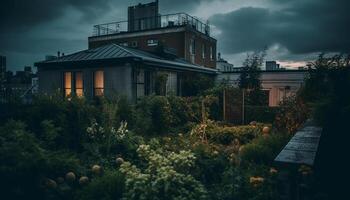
92, 13, 210, 37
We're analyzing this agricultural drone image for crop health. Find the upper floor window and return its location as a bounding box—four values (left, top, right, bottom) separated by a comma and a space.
210, 46, 214, 61
94, 70, 104, 97
131, 41, 138, 47
202, 44, 206, 59
147, 39, 158, 46
190, 38, 196, 55
119, 42, 128, 47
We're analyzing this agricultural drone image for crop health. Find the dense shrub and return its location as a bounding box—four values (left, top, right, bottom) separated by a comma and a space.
213, 165, 279, 200
0, 120, 81, 200
275, 95, 309, 134
191, 121, 264, 145
120, 145, 208, 200
240, 133, 290, 165
245, 106, 278, 124
74, 170, 125, 200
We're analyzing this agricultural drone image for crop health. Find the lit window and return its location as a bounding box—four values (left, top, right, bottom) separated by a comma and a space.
147, 39, 158, 46
64, 72, 72, 97
63, 72, 84, 97
75, 72, 83, 97
94, 70, 104, 97
202, 44, 206, 59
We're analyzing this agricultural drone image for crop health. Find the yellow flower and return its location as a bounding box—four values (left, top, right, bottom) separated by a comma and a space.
249, 176, 264, 186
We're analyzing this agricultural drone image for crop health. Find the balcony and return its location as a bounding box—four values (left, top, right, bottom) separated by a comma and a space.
92, 13, 211, 37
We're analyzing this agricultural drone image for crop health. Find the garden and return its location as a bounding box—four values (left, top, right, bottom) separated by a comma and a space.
0, 54, 349, 200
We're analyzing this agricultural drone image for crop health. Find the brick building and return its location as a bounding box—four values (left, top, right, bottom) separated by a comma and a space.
89, 1, 216, 68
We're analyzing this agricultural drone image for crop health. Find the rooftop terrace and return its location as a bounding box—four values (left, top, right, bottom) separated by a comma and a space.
92, 13, 211, 37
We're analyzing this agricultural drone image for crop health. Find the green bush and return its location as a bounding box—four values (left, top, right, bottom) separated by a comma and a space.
120, 145, 208, 200
245, 106, 278, 124
205, 123, 263, 145
275, 96, 309, 134
135, 95, 173, 135
74, 170, 125, 200
0, 120, 47, 199
240, 133, 290, 165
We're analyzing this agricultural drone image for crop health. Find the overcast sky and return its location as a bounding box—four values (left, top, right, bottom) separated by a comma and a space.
1, 0, 349, 71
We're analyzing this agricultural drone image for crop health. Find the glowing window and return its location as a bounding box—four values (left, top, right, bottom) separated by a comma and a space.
94, 70, 104, 97
64, 72, 72, 97
75, 72, 83, 97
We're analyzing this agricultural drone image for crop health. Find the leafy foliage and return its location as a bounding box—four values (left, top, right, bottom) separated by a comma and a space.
119, 145, 208, 200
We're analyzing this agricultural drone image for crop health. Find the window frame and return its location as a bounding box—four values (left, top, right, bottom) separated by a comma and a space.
93, 70, 104, 97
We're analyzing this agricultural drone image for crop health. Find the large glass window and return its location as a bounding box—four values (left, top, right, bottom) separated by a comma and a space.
64, 71, 83, 97
64, 72, 72, 97
94, 70, 104, 97
75, 72, 83, 97
210, 46, 214, 60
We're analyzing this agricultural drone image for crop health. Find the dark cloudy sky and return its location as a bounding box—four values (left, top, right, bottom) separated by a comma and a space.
1, 0, 349, 71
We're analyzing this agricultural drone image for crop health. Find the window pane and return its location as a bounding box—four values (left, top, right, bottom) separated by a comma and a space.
94, 71, 104, 96
64, 72, 72, 88
76, 89, 83, 97
64, 72, 72, 97
94, 89, 104, 96
75, 72, 83, 89
65, 89, 72, 97
94, 71, 104, 88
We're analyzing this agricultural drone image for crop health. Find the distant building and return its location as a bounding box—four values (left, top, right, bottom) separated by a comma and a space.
89, 1, 216, 68
0, 55, 6, 83
1, 66, 36, 102
217, 69, 308, 106
216, 53, 235, 72
128, 0, 160, 32
266, 61, 280, 71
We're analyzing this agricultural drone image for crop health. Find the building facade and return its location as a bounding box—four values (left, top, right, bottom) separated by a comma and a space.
217, 70, 307, 106
265, 61, 280, 70
0, 55, 6, 83
216, 53, 235, 72
35, 44, 216, 101
89, 1, 216, 68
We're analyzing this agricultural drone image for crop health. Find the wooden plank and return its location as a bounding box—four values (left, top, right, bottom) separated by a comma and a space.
274, 123, 322, 166
275, 149, 316, 166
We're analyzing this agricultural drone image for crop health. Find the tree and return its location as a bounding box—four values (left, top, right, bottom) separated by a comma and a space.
238, 50, 267, 106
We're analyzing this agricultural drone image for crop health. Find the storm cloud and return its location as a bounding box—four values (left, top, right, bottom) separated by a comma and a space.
0, 0, 349, 70
210, 0, 350, 55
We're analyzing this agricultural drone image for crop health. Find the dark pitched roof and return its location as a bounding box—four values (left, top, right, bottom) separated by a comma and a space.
35, 44, 217, 74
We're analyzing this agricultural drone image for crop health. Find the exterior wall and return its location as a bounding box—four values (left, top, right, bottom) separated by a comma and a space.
216, 70, 307, 106
104, 64, 133, 99
37, 69, 62, 95
88, 26, 217, 68
184, 29, 216, 69
89, 30, 186, 58
37, 64, 134, 100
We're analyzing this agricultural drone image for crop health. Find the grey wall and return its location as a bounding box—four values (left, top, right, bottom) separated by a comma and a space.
38, 63, 134, 100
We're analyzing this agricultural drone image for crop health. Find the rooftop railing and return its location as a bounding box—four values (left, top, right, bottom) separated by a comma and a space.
92, 13, 210, 37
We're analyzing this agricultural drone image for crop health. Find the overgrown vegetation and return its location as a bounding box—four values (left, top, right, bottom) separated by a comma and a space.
2, 54, 346, 199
